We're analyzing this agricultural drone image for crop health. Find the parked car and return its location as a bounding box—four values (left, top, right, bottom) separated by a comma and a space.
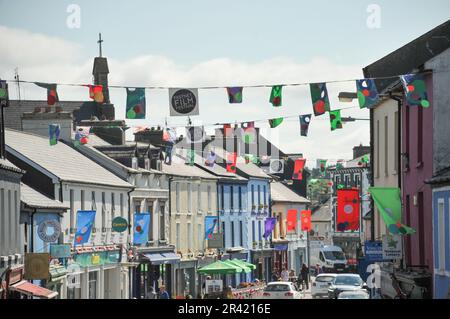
311, 274, 337, 299
262, 282, 302, 299
337, 290, 370, 299
327, 274, 368, 299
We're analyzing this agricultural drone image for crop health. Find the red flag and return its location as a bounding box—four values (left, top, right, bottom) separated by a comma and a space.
336, 189, 360, 232
292, 159, 306, 180
286, 209, 297, 232
226, 152, 237, 173
223, 124, 233, 137
87, 85, 104, 103
300, 210, 312, 231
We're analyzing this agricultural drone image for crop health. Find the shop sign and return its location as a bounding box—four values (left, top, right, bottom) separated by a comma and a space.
364, 241, 384, 262
207, 233, 224, 249
25, 253, 50, 280
382, 234, 403, 260
37, 219, 61, 243
205, 279, 223, 293
50, 244, 72, 258
112, 216, 128, 233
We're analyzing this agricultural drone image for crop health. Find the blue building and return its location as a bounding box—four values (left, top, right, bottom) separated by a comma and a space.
427, 171, 450, 299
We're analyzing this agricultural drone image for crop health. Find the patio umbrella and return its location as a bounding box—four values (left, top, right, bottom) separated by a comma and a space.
197, 260, 242, 275
231, 259, 256, 270
223, 259, 251, 273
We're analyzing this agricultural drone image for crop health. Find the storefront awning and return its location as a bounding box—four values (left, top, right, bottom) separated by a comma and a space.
10, 281, 58, 299
142, 252, 180, 265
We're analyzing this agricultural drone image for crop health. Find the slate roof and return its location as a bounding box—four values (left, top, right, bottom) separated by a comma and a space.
425, 167, 450, 185
0, 158, 24, 174
21, 183, 69, 209
5, 129, 132, 188
311, 199, 332, 222
270, 181, 309, 204
161, 154, 218, 179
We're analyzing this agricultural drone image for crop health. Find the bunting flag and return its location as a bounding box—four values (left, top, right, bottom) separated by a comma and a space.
263, 218, 277, 239
286, 209, 297, 232
401, 74, 430, 108
87, 85, 104, 103
242, 121, 256, 144
329, 110, 343, 131
336, 189, 360, 232
133, 213, 151, 245
319, 159, 327, 174
244, 154, 259, 164
310, 82, 330, 116
358, 154, 370, 166
223, 124, 233, 137
269, 85, 283, 107
336, 159, 345, 170
186, 149, 195, 166
226, 152, 237, 173
300, 210, 312, 231
49, 124, 60, 146
299, 114, 312, 137
74, 210, 96, 246
35, 82, 59, 105
74, 126, 90, 147
205, 216, 218, 239
0, 80, 9, 108
205, 150, 217, 167
268, 117, 284, 128
292, 158, 306, 180
368, 187, 415, 235
356, 79, 379, 109
126, 88, 146, 119
226, 87, 243, 104
169, 88, 199, 116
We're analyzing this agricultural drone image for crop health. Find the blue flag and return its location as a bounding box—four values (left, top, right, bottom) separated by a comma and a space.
133, 213, 150, 245
263, 217, 277, 239
205, 216, 218, 240
74, 210, 96, 246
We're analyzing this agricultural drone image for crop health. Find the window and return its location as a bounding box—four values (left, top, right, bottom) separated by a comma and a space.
418, 107, 423, 163
258, 220, 262, 240
14, 191, 18, 244
252, 221, 255, 242
220, 185, 224, 211
160, 205, 165, 241
251, 185, 255, 207
354, 174, 361, 188
230, 186, 234, 210
119, 193, 124, 217
384, 116, 389, 177
405, 106, 410, 167
1, 189, 5, 246
438, 200, 445, 271
335, 175, 341, 189
239, 221, 243, 246
257, 185, 261, 206
394, 111, 399, 173
70, 189, 75, 230
231, 221, 235, 247
81, 190, 85, 210
376, 120, 380, 178
176, 223, 181, 250
344, 174, 350, 187
187, 184, 192, 213
207, 186, 212, 211
238, 187, 242, 211
198, 223, 203, 251
222, 222, 226, 247
176, 183, 180, 212
111, 193, 115, 219
148, 201, 154, 241
197, 184, 201, 212
418, 192, 424, 264
134, 201, 141, 214
187, 223, 192, 250
263, 185, 267, 205
8, 190, 12, 246
91, 191, 96, 211
89, 272, 98, 299
101, 192, 106, 231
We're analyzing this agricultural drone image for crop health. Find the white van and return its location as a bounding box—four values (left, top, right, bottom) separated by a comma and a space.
311, 245, 347, 273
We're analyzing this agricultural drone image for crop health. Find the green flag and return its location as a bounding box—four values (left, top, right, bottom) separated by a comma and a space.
268, 117, 284, 128
368, 187, 415, 235
319, 159, 327, 175
269, 85, 282, 107
186, 149, 195, 166
329, 110, 343, 131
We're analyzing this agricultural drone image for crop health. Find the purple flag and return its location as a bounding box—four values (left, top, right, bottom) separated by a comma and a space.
263, 218, 277, 239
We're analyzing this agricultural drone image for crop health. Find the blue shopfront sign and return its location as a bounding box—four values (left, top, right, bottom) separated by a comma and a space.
364, 241, 385, 262
274, 244, 288, 251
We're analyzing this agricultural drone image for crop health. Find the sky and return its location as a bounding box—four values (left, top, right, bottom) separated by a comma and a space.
1, 0, 449, 167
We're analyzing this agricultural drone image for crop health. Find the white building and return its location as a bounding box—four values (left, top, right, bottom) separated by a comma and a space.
5, 129, 133, 299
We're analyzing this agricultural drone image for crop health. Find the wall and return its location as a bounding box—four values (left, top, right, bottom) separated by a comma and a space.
246, 179, 270, 249
401, 74, 433, 270
22, 115, 73, 142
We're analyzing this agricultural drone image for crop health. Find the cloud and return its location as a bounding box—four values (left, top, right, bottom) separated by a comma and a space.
0, 25, 369, 166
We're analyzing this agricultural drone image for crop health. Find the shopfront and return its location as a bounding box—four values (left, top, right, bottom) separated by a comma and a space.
221, 251, 250, 287
250, 249, 273, 282
173, 259, 197, 298
272, 243, 289, 275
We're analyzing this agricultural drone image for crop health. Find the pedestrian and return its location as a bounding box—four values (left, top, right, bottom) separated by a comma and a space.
271, 271, 279, 282
222, 286, 234, 299
280, 268, 289, 282
299, 263, 309, 290
289, 269, 296, 282
147, 286, 157, 299
158, 285, 170, 299
315, 263, 323, 277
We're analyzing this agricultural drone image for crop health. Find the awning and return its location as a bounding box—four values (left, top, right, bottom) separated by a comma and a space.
223, 260, 251, 273
142, 252, 180, 265
198, 260, 242, 275
10, 281, 58, 299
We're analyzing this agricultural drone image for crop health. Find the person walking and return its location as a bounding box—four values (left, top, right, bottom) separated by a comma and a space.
299, 264, 309, 290
315, 264, 323, 277
280, 268, 289, 282
158, 285, 170, 299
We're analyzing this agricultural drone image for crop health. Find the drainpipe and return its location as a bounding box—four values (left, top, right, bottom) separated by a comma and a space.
369, 108, 375, 242
30, 208, 37, 253
127, 184, 134, 299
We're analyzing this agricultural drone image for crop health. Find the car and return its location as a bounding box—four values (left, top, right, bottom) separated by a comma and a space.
311, 274, 337, 299
327, 274, 368, 299
337, 290, 370, 299
262, 281, 302, 299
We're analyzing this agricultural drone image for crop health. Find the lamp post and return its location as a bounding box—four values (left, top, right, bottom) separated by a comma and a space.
0, 79, 9, 159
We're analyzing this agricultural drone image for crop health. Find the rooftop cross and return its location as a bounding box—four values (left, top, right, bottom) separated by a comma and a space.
97, 33, 103, 57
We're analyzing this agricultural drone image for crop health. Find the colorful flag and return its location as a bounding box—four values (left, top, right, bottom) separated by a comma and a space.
169, 88, 199, 116
292, 158, 306, 180
226, 87, 243, 104
286, 209, 297, 232
310, 82, 330, 116
0, 80, 9, 108
336, 159, 345, 170
319, 159, 327, 174
49, 124, 60, 146
356, 79, 379, 109
35, 82, 59, 105
244, 154, 259, 164
226, 152, 237, 173
300, 210, 312, 231
368, 187, 415, 235
263, 218, 277, 239
401, 74, 430, 108
242, 121, 256, 144
186, 149, 195, 166
336, 189, 360, 232
268, 117, 284, 128
87, 85, 104, 103
205, 151, 217, 167
133, 213, 150, 245
358, 154, 370, 167
223, 124, 233, 137
205, 216, 218, 239
269, 85, 283, 107
329, 110, 343, 131
74, 210, 96, 246
74, 126, 90, 147
299, 114, 312, 137
126, 88, 146, 119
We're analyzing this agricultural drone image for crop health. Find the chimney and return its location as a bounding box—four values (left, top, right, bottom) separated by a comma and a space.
21, 111, 73, 142
353, 144, 370, 159
79, 119, 126, 145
